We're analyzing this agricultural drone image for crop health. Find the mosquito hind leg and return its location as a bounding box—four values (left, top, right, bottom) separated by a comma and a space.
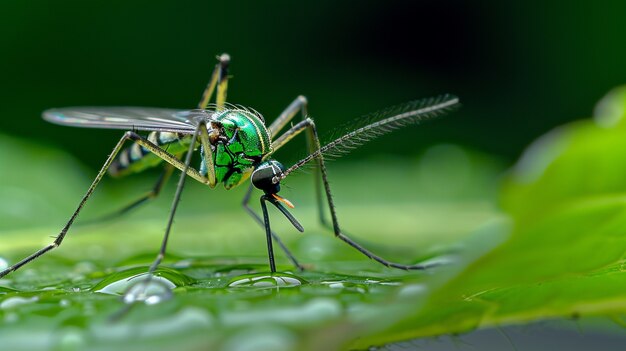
275, 118, 438, 270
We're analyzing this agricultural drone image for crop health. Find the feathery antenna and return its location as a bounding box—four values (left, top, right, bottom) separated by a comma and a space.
281, 94, 460, 178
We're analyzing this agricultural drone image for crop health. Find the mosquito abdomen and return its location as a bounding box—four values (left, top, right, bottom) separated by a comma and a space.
109, 131, 190, 177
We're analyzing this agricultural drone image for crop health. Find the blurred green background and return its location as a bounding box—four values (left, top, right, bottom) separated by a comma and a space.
2, 0, 626, 168
3, 2, 626, 350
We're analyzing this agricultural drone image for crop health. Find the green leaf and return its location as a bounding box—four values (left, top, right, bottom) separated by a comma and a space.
348, 86, 626, 348
501, 86, 626, 219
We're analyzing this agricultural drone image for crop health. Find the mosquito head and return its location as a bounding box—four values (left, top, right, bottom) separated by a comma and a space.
251, 159, 285, 195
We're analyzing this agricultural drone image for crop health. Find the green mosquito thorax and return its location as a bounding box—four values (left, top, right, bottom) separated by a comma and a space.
200, 108, 272, 189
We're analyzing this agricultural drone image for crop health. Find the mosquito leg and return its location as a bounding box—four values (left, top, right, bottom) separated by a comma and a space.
0, 126, 219, 279
81, 164, 175, 224
126, 132, 210, 185
268, 95, 308, 137
270, 96, 327, 226
0, 133, 134, 278
242, 184, 304, 270
146, 125, 201, 275
198, 123, 217, 187
276, 119, 437, 270
198, 53, 230, 110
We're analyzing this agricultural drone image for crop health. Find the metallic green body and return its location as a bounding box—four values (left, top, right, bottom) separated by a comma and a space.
205, 110, 271, 189
112, 109, 271, 190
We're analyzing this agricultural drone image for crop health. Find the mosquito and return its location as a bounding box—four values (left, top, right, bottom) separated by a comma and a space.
0, 54, 459, 280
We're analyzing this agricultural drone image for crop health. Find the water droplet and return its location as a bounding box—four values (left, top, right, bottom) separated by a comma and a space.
320, 280, 368, 293
95, 273, 173, 296
92, 266, 194, 295
227, 272, 306, 288
0, 257, 8, 271
122, 277, 173, 305
92, 267, 194, 306
0, 296, 38, 310
324, 282, 345, 289
379, 281, 402, 286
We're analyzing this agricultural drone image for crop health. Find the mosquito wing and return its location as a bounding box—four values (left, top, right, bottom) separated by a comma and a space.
43, 107, 207, 133
282, 94, 460, 178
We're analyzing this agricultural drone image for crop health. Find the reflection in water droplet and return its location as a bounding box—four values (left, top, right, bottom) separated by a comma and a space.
0, 296, 38, 310
227, 273, 306, 288
0, 257, 8, 271
122, 277, 173, 305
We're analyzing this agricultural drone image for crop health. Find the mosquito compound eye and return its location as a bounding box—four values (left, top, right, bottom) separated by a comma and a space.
251, 160, 285, 194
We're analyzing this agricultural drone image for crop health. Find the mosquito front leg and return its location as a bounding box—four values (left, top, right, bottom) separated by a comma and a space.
258, 194, 304, 273
269, 96, 327, 226
268, 95, 308, 138
241, 184, 304, 270
259, 195, 277, 273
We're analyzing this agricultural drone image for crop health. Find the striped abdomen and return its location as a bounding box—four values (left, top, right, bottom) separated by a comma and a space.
109, 131, 190, 177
